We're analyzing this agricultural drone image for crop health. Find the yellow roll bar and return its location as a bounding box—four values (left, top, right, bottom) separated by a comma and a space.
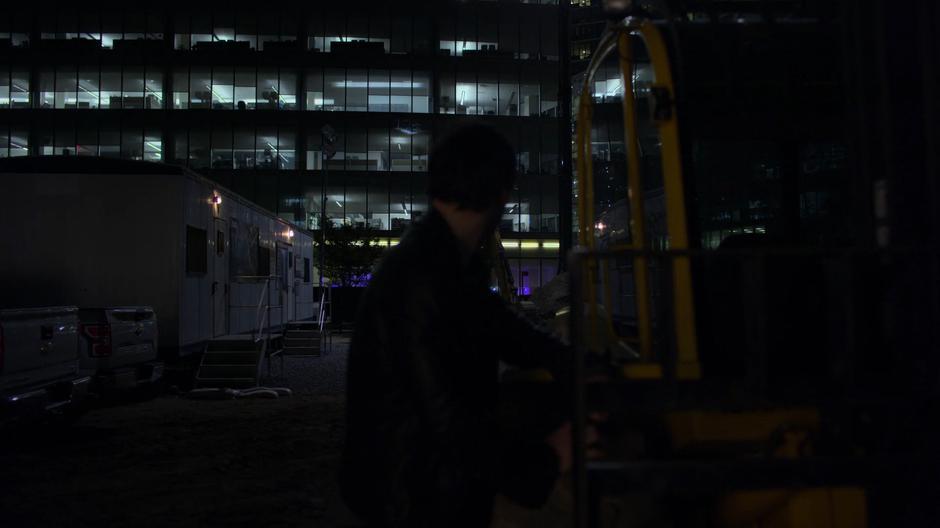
575, 17, 701, 380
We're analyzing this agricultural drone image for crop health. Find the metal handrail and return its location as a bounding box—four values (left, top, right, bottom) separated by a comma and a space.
234, 275, 281, 346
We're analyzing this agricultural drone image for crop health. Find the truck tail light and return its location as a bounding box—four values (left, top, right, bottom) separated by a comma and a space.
81, 323, 112, 357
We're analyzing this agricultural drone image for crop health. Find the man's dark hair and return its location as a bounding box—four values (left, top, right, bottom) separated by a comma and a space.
428, 122, 517, 211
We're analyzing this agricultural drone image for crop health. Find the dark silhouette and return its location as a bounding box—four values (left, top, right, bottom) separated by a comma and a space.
341, 123, 571, 526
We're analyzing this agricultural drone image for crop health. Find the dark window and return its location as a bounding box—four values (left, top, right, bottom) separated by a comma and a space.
258, 246, 271, 276
186, 225, 208, 274
304, 257, 311, 283
216, 230, 225, 255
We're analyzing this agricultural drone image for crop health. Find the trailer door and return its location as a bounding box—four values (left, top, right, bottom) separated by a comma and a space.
212, 218, 229, 337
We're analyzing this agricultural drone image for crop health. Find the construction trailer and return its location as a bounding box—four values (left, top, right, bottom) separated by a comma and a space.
0, 157, 316, 357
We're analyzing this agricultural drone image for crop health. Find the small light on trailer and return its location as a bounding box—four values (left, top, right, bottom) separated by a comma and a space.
209, 192, 222, 205
595, 222, 607, 231
287, 229, 295, 238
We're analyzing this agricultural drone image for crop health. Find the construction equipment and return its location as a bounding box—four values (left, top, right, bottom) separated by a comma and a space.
568, 5, 936, 527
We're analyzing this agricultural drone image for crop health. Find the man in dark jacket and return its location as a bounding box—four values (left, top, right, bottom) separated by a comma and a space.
341, 123, 573, 526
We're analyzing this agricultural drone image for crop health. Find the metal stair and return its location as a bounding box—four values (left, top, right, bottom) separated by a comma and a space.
281, 320, 323, 357
194, 335, 266, 389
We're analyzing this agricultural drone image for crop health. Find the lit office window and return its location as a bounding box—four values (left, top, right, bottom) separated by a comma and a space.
324, 69, 345, 111
456, 71, 477, 115
479, 74, 498, 116
234, 127, 254, 169
189, 129, 210, 169
412, 128, 429, 172
100, 128, 120, 158
76, 127, 97, 156
173, 68, 189, 109
520, 72, 540, 116
438, 72, 456, 114
278, 129, 296, 169
499, 69, 519, 116
541, 71, 558, 116
174, 15, 191, 49
190, 68, 211, 109
144, 129, 162, 161
211, 126, 233, 168
368, 174, 390, 229
368, 127, 389, 171
345, 175, 367, 226
10, 129, 27, 157
100, 69, 121, 109
146, 71, 163, 108
347, 69, 368, 112
346, 128, 367, 170
389, 127, 410, 172
121, 128, 144, 160
257, 69, 279, 110
235, 68, 256, 110
389, 174, 412, 230
369, 70, 390, 112
102, 13, 122, 49
279, 71, 298, 110
236, 15, 258, 50
39, 70, 54, 108
305, 70, 324, 110
123, 68, 146, 109
191, 14, 212, 49
11, 72, 29, 108
78, 67, 99, 108
212, 67, 234, 110
54, 66, 77, 109
0, 71, 9, 108
390, 70, 410, 113
54, 126, 75, 155
412, 72, 430, 113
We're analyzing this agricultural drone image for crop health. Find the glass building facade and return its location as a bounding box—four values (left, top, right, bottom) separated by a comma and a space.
0, 1, 569, 295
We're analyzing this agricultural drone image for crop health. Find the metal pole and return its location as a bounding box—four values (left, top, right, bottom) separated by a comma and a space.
320, 151, 328, 289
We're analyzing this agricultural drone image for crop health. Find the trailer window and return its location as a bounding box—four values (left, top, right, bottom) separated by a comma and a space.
304, 257, 311, 283
216, 230, 225, 255
257, 246, 270, 277
186, 225, 208, 274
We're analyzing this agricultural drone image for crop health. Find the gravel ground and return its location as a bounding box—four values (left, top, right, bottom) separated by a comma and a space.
0, 335, 576, 528
261, 336, 350, 396
0, 338, 357, 528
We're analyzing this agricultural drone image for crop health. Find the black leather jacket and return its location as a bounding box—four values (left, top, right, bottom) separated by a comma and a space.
341, 210, 570, 527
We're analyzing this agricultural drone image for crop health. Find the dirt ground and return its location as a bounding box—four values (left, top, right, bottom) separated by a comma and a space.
0, 340, 576, 528
1, 393, 352, 527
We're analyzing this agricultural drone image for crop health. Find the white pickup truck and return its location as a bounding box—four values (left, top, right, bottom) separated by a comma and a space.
0, 306, 91, 420
78, 307, 163, 393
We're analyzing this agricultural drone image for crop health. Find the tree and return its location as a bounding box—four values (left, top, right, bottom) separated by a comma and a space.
315, 222, 386, 287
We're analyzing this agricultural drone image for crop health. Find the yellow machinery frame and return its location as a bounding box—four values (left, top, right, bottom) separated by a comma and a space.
575, 17, 700, 380
572, 15, 867, 528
